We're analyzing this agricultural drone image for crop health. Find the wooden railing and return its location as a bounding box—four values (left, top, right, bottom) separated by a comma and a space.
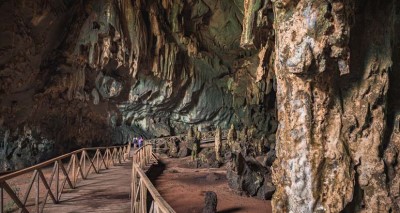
0, 144, 131, 213
131, 144, 175, 213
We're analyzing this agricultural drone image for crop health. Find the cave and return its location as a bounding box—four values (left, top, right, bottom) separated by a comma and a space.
0, 0, 399, 212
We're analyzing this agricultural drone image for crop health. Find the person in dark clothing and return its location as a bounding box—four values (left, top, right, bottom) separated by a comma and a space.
138, 137, 144, 148
132, 137, 137, 147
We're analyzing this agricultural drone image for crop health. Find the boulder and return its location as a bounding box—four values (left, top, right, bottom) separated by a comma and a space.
202, 191, 217, 213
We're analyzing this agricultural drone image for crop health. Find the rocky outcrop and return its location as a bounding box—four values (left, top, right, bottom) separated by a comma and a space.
227, 152, 275, 200
269, 0, 398, 212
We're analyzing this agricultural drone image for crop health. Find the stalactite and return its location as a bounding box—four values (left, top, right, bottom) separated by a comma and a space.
240, 0, 262, 48
119, 0, 148, 77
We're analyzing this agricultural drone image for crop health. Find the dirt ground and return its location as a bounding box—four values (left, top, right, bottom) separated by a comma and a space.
150, 155, 272, 213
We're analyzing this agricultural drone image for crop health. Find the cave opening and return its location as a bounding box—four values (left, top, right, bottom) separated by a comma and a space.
1, 0, 400, 212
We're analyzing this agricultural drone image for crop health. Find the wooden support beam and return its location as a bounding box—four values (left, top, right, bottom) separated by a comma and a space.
38, 169, 57, 205
58, 159, 73, 192
20, 169, 38, 211
35, 170, 39, 213
1, 185, 3, 213
0, 181, 28, 213
84, 151, 98, 178
55, 161, 59, 203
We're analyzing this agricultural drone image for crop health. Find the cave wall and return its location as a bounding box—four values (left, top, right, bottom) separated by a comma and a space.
0, 0, 277, 171
1, 0, 400, 212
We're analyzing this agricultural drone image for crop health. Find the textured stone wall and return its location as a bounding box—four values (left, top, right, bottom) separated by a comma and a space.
0, 0, 277, 170
270, 0, 398, 212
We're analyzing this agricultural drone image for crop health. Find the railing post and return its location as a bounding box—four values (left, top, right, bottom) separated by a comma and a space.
145, 146, 147, 165
83, 150, 86, 178
141, 149, 144, 167
146, 146, 149, 164
141, 179, 147, 213
55, 161, 59, 203
72, 154, 77, 188
35, 169, 39, 213
127, 144, 131, 159
131, 165, 137, 213
148, 145, 151, 163
118, 147, 122, 164
78, 151, 85, 180
0, 184, 3, 213
105, 149, 109, 168
96, 150, 100, 171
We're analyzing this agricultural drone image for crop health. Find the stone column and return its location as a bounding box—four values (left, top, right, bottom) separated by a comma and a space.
271, 0, 395, 212
271, 0, 353, 212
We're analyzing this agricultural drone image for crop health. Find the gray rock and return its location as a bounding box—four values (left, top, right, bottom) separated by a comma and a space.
226, 152, 274, 199
96, 75, 122, 99
203, 191, 217, 213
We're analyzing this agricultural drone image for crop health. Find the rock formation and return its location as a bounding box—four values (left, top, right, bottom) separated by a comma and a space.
214, 126, 222, 162
1, 0, 400, 212
270, 0, 398, 212
0, 0, 276, 170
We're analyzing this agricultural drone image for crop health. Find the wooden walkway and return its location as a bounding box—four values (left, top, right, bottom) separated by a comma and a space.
1, 140, 201, 213
43, 160, 132, 213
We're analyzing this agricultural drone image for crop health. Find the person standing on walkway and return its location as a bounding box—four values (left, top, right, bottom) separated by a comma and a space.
138, 136, 143, 148
132, 136, 137, 148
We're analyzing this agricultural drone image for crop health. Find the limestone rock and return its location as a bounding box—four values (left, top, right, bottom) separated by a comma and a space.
202, 191, 217, 213
1, 1, 400, 213
270, 0, 397, 212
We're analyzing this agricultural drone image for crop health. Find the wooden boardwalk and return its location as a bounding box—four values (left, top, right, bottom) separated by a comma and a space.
43, 161, 131, 213
1, 144, 178, 213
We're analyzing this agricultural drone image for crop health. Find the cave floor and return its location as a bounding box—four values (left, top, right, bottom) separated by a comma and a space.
150, 155, 272, 213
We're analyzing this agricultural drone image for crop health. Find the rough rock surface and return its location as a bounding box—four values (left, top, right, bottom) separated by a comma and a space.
202, 191, 218, 213
0, 0, 276, 171
1, 1, 400, 213
270, 0, 399, 212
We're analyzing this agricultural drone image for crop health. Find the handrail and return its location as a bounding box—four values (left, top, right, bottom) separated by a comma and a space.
0, 144, 131, 213
130, 144, 175, 213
